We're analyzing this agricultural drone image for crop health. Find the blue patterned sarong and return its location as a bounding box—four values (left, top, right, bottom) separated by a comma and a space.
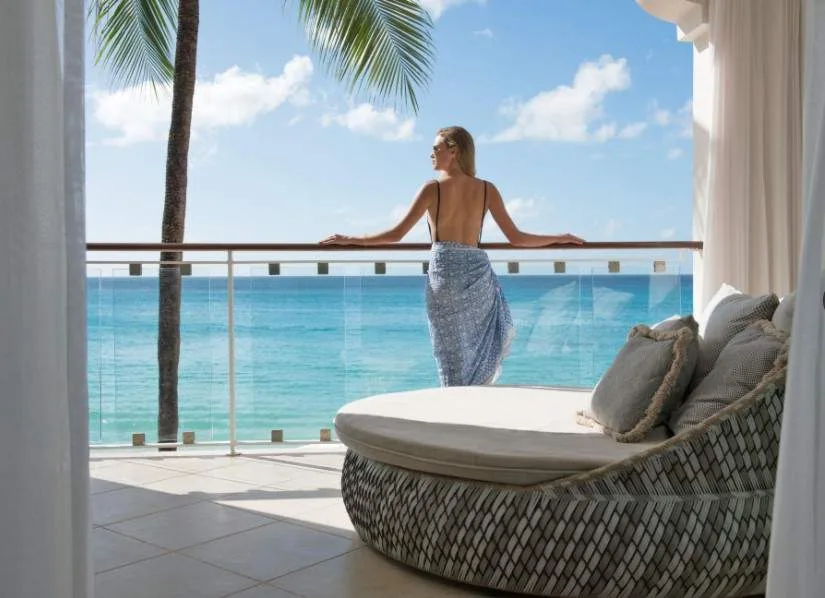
426, 242, 515, 386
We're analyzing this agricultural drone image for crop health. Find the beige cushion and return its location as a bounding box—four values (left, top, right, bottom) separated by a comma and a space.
334, 386, 665, 486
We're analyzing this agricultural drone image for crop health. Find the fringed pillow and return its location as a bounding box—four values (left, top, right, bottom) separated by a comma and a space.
578, 316, 699, 442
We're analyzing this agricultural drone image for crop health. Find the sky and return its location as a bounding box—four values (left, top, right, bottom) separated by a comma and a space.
84, 0, 693, 254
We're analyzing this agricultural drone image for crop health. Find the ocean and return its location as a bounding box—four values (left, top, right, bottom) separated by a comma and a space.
87, 273, 693, 444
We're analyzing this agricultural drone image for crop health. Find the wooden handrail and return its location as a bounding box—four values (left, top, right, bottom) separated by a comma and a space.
86, 241, 702, 252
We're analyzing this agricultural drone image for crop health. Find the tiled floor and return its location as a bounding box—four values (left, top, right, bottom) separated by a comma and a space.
91, 445, 500, 598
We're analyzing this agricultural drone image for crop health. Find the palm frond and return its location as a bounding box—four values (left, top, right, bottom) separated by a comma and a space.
91, 0, 178, 90
289, 0, 435, 114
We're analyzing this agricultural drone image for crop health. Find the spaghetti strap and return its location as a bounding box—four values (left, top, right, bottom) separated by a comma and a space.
478, 180, 487, 245
435, 181, 440, 242
427, 180, 441, 243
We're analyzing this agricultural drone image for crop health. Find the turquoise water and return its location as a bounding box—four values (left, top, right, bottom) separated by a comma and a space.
87, 274, 692, 443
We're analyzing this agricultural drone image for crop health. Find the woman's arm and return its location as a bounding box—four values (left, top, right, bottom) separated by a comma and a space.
320, 181, 435, 246
487, 183, 585, 248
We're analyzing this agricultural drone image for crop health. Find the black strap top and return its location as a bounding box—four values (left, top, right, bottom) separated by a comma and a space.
428, 180, 488, 246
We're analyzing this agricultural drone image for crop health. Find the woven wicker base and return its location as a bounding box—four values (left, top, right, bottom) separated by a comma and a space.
340, 378, 785, 598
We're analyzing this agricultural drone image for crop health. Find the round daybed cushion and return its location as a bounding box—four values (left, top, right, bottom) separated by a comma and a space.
334, 385, 667, 486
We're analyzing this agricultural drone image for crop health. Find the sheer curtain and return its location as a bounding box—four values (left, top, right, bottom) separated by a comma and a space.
702, 0, 803, 309
767, 0, 825, 595
0, 0, 91, 596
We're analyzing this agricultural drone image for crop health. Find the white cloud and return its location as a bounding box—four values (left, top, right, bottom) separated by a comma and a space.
666, 148, 684, 160
287, 115, 303, 127
322, 103, 416, 141
618, 121, 647, 139
474, 28, 494, 38
92, 56, 314, 146
649, 98, 692, 137
419, 0, 484, 20
505, 197, 539, 217
660, 227, 677, 240
593, 123, 618, 142
488, 55, 632, 143
650, 100, 672, 126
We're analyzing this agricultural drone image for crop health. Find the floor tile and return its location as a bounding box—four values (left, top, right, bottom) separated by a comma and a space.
225, 585, 302, 598
204, 459, 303, 486
91, 452, 498, 598
90, 459, 124, 473
215, 486, 342, 520
129, 455, 239, 474
183, 520, 358, 581
266, 471, 341, 492
256, 452, 345, 473
289, 500, 359, 540
274, 548, 490, 597
92, 486, 200, 526
91, 477, 129, 495
92, 461, 183, 486
94, 553, 255, 598
108, 500, 273, 550
93, 528, 166, 573
144, 473, 261, 499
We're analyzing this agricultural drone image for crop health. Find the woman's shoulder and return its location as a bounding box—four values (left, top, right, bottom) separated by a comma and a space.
436, 174, 493, 185
417, 179, 440, 194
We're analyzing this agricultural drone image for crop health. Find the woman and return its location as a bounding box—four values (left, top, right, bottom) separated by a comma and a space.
321, 126, 584, 386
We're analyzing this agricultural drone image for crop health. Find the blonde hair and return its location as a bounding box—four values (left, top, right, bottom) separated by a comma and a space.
438, 126, 476, 177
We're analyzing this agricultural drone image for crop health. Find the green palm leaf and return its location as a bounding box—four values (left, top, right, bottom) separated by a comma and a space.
289, 0, 435, 113
91, 0, 178, 90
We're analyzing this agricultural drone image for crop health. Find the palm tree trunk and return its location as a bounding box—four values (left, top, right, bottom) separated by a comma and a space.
158, 0, 199, 450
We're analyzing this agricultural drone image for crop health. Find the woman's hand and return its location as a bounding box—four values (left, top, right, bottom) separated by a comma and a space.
549, 233, 585, 246
320, 234, 360, 246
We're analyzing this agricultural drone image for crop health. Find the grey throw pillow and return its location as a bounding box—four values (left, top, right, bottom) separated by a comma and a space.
670, 320, 788, 434
691, 292, 779, 389
579, 316, 699, 443
654, 315, 699, 333
772, 292, 796, 334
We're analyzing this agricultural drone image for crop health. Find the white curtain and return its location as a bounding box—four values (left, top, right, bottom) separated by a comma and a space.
702, 0, 803, 309
0, 0, 91, 597
767, 0, 825, 595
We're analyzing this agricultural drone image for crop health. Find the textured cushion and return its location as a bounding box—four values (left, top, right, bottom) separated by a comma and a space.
772, 291, 796, 334
579, 316, 699, 442
334, 386, 665, 486
670, 320, 788, 434
654, 314, 699, 334
698, 283, 742, 336
692, 292, 779, 388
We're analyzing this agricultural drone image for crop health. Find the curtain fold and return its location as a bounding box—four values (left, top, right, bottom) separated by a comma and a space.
65, 0, 92, 595
0, 0, 91, 596
767, 0, 825, 595
702, 0, 802, 309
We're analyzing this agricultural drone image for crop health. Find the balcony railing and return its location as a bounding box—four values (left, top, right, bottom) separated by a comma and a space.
86, 241, 701, 454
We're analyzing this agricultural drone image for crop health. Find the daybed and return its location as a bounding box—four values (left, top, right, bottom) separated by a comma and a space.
335, 287, 793, 597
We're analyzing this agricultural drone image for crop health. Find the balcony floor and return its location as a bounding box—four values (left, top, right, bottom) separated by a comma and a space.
91, 445, 502, 598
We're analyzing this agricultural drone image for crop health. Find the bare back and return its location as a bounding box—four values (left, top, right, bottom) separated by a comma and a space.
426, 176, 488, 247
